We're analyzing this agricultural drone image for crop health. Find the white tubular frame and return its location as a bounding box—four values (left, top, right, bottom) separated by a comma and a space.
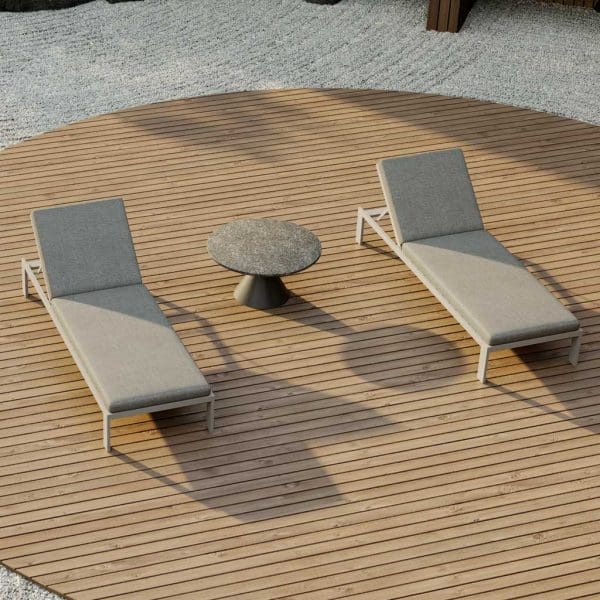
22, 258, 215, 452
355, 208, 582, 384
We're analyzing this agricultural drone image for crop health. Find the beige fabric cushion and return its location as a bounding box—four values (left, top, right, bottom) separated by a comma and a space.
52, 284, 211, 413
402, 230, 579, 346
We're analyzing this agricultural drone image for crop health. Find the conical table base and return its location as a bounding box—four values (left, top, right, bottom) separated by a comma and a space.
234, 275, 290, 309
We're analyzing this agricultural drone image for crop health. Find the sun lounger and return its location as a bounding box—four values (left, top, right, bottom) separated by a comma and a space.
22, 197, 215, 451
355, 148, 581, 383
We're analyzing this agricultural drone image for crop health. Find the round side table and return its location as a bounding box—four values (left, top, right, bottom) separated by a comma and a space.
207, 218, 321, 309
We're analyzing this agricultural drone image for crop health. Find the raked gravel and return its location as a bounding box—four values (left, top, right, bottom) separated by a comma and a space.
0, 0, 599, 150
0, 0, 599, 597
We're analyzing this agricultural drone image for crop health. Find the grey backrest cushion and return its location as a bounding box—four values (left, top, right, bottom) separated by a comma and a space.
31, 198, 142, 299
376, 148, 484, 244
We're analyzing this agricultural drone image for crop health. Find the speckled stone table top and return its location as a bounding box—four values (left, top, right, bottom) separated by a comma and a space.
207, 219, 321, 277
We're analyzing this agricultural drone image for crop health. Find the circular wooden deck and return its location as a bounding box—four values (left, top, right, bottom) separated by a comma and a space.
1, 89, 599, 600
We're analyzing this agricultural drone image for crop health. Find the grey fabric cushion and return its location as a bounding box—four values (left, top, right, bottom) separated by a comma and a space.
52, 284, 211, 413
377, 148, 484, 244
402, 230, 579, 346
31, 197, 142, 299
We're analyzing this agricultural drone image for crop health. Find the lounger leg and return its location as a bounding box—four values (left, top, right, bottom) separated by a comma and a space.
569, 334, 581, 366
355, 209, 365, 245
206, 399, 215, 433
103, 413, 112, 452
477, 346, 490, 384
21, 259, 29, 299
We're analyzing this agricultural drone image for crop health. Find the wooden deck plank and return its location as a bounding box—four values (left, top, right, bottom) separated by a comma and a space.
0, 89, 599, 599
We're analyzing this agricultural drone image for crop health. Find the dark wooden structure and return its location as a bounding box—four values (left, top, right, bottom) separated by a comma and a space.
427, 0, 599, 32
427, 0, 476, 32
1, 89, 600, 599
554, 0, 597, 7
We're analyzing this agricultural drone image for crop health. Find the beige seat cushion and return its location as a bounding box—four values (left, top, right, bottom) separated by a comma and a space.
52, 284, 211, 413
402, 230, 579, 346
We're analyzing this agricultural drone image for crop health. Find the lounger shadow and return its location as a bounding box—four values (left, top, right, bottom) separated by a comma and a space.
356, 148, 582, 383
22, 197, 215, 452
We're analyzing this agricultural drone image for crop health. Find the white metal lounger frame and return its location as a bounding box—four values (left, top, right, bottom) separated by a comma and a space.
356, 208, 582, 384
21, 258, 215, 452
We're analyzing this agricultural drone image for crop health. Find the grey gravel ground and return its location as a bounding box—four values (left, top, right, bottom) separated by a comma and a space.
0, 0, 599, 150
0, 0, 599, 597
0, 569, 59, 600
